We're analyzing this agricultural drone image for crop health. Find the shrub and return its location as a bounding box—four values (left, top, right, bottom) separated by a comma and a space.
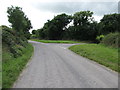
101, 32, 119, 48
96, 35, 104, 43
31, 34, 38, 39
2, 26, 16, 46
10, 46, 22, 57
2, 25, 28, 58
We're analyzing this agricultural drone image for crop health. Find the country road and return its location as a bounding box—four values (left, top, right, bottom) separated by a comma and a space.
13, 41, 118, 88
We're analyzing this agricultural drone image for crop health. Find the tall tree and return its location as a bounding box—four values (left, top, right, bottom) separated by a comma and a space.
69, 11, 97, 40
99, 13, 120, 35
7, 6, 32, 39
39, 13, 72, 40
73, 11, 93, 26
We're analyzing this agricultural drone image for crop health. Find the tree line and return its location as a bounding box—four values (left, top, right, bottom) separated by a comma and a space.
2, 5, 120, 47
32, 11, 120, 43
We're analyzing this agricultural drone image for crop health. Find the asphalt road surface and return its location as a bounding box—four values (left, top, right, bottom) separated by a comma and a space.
13, 41, 118, 88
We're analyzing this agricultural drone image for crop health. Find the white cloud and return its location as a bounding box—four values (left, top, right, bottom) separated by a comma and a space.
93, 15, 103, 22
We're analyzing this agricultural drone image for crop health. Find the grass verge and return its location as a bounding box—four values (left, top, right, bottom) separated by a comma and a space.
2, 43, 34, 88
69, 44, 119, 72
31, 39, 80, 43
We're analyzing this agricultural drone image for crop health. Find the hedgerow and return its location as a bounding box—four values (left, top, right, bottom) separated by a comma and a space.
101, 32, 120, 48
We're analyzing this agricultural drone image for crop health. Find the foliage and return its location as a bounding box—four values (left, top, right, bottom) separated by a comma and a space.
66, 11, 98, 41
36, 11, 99, 41
2, 6, 32, 57
2, 43, 33, 88
99, 13, 120, 35
2, 6, 33, 88
32, 30, 37, 34
37, 28, 46, 39
69, 44, 119, 72
2, 26, 28, 57
101, 33, 120, 48
37, 13, 72, 40
29, 11, 120, 43
96, 35, 104, 43
7, 6, 32, 39
73, 11, 93, 26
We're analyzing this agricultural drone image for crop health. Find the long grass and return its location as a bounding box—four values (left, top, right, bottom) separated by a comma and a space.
69, 44, 119, 72
2, 43, 34, 88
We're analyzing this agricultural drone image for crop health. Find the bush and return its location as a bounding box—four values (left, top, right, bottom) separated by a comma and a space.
2, 25, 28, 58
31, 34, 38, 39
2, 26, 16, 46
101, 32, 119, 48
10, 45, 23, 57
96, 35, 104, 43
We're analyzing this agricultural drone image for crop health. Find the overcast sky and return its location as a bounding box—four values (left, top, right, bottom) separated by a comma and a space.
0, 0, 119, 30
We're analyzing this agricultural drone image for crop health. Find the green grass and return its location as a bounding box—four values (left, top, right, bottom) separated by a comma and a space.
31, 39, 80, 43
69, 44, 119, 72
2, 43, 34, 88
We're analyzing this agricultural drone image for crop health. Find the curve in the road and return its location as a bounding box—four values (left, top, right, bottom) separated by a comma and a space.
13, 41, 118, 88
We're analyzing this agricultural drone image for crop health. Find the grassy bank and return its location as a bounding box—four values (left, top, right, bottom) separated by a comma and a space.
31, 39, 80, 43
2, 43, 34, 88
69, 44, 119, 72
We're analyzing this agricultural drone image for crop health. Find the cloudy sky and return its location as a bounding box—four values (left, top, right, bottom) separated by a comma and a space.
0, 0, 119, 30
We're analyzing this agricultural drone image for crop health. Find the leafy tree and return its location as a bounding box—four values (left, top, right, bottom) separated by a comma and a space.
39, 13, 72, 40
73, 11, 93, 26
38, 28, 46, 39
7, 6, 32, 39
87, 21, 98, 41
31, 30, 39, 39
68, 11, 97, 41
99, 13, 120, 35
65, 26, 77, 40
36, 11, 99, 41
32, 30, 37, 34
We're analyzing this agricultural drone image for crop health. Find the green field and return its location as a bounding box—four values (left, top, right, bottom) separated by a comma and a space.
69, 44, 119, 72
31, 39, 81, 43
2, 43, 34, 88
